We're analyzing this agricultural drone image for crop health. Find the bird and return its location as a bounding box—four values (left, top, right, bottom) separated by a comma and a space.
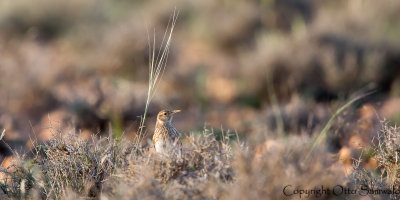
153, 109, 182, 154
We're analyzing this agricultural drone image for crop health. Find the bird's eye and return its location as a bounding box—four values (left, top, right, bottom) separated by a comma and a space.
163, 112, 167, 116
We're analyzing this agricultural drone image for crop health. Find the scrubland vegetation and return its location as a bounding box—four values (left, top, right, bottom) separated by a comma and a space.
1, 0, 400, 199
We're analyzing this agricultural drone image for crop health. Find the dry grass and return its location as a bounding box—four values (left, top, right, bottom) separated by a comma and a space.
0, 126, 235, 199
0, 120, 399, 199
351, 121, 400, 199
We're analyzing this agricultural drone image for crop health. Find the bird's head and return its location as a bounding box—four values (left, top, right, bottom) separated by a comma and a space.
157, 109, 180, 124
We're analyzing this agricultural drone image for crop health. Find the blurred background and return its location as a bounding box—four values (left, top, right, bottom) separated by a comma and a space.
0, 0, 399, 167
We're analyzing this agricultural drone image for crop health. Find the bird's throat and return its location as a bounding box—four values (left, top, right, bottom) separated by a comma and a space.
157, 119, 172, 126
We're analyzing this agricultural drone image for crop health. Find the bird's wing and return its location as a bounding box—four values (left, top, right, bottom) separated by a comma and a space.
171, 127, 182, 147
176, 128, 182, 137
169, 126, 181, 139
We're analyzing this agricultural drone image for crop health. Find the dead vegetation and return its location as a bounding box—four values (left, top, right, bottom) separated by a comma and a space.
0, 126, 236, 199
351, 121, 400, 199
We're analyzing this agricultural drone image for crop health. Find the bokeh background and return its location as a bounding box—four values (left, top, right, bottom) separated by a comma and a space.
0, 0, 400, 170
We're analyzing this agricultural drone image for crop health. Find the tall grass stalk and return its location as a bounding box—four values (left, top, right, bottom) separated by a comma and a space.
306, 92, 374, 160
135, 10, 179, 153
267, 75, 284, 136
0, 129, 5, 140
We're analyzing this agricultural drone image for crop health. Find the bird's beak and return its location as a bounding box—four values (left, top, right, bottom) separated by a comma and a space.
172, 110, 181, 114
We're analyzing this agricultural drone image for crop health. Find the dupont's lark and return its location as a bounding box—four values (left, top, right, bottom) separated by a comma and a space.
153, 109, 182, 154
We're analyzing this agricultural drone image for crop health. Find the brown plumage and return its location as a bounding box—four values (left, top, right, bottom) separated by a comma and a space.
153, 109, 181, 154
